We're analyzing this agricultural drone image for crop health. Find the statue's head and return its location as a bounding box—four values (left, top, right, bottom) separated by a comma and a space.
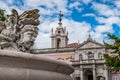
18, 25, 38, 51
17, 9, 40, 52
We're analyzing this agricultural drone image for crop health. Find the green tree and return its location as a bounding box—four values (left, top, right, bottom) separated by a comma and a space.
0, 9, 6, 21
104, 33, 120, 71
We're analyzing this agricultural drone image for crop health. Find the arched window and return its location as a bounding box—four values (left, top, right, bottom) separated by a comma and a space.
98, 53, 102, 59
88, 52, 94, 59
79, 54, 82, 60
57, 38, 61, 49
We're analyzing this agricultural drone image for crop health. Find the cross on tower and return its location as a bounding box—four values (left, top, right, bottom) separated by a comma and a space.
58, 11, 64, 27
88, 30, 91, 38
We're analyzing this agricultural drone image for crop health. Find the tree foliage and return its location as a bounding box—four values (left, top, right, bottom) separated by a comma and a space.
104, 33, 120, 71
0, 9, 6, 21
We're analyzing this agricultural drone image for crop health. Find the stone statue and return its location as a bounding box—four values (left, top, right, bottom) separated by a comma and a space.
0, 9, 40, 52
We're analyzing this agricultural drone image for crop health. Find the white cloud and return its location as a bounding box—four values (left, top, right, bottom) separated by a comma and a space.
33, 32, 51, 49
82, 13, 96, 17
69, 2, 81, 8
39, 18, 58, 32
53, 0, 68, 12
92, 1, 120, 37
25, 0, 69, 15
95, 25, 113, 33
83, 1, 120, 44
114, 1, 120, 9
82, 0, 92, 4
25, 0, 53, 7
0, 1, 24, 15
92, 2, 114, 17
5, 0, 14, 5
65, 20, 91, 43
94, 16, 119, 43
69, 1, 82, 12
96, 16, 120, 26
0, 1, 11, 14
92, 1, 120, 17
92, 32, 104, 44
33, 18, 58, 48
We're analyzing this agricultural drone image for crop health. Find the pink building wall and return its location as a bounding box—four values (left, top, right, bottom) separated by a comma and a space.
112, 72, 120, 80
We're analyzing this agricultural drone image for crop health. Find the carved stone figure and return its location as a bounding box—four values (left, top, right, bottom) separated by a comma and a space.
1, 14, 17, 40
18, 25, 38, 52
0, 9, 40, 52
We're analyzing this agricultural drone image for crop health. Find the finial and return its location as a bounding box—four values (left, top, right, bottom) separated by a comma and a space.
87, 30, 92, 41
58, 11, 64, 27
51, 28, 53, 34
88, 30, 91, 38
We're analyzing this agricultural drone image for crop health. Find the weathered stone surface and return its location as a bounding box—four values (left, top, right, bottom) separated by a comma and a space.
0, 50, 74, 80
0, 21, 5, 32
0, 9, 40, 52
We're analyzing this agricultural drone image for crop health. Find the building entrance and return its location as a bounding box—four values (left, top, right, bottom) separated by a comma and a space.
88, 75, 93, 80
84, 70, 93, 80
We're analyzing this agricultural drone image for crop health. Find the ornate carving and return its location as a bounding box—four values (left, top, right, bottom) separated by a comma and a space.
0, 9, 40, 52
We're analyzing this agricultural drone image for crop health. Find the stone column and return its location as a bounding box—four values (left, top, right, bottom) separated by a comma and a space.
80, 65, 83, 80
93, 65, 96, 80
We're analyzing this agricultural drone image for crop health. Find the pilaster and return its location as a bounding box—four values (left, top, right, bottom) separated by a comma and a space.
93, 65, 96, 80
104, 65, 108, 80
80, 65, 83, 80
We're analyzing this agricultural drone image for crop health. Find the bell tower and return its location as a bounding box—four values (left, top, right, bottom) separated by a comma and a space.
51, 11, 69, 49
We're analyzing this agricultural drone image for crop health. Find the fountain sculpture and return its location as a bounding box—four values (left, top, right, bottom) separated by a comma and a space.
0, 9, 74, 80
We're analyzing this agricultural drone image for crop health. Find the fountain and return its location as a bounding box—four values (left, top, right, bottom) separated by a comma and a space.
0, 9, 74, 80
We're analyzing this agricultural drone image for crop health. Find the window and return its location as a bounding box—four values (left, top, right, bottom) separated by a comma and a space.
58, 31, 61, 34
98, 53, 102, 59
79, 54, 82, 60
57, 38, 61, 49
112, 76, 118, 80
88, 52, 94, 59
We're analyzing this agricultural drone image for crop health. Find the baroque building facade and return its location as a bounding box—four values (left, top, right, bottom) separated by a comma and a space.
31, 12, 111, 80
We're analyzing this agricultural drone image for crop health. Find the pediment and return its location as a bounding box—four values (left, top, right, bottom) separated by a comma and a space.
78, 40, 104, 49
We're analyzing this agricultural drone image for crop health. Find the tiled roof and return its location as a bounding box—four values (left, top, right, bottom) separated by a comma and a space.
68, 42, 80, 47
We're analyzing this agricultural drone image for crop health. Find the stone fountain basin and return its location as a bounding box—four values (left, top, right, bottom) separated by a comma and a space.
0, 50, 74, 80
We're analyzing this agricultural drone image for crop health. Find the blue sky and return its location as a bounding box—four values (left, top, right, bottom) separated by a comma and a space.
0, 0, 120, 48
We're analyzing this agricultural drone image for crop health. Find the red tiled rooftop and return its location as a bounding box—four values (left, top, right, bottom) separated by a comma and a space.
68, 42, 80, 47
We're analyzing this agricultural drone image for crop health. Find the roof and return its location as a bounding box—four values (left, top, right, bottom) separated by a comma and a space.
68, 42, 80, 47
77, 38, 104, 49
